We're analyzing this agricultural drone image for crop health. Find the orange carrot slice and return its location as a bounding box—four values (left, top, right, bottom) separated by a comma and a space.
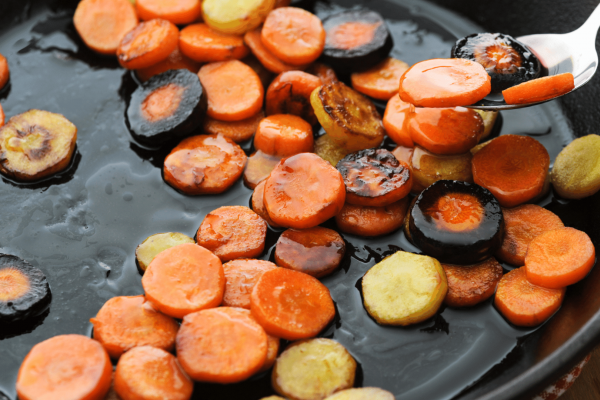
443, 258, 503, 307
0, 104, 4, 127
503, 73, 575, 105
203, 111, 264, 143
117, 19, 179, 70
251, 179, 281, 228
244, 28, 308, 74
351, 57, 410, 100
222, 259, 277, 309
135, 46, 200, 82
136, 0, 202, 25
383, 95, 414, 148
180, 23, 249, 63
254, 114, 314, 157
0, 53, 9, 90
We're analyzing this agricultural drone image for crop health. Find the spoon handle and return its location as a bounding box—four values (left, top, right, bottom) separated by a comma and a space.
577, 2, 600, 38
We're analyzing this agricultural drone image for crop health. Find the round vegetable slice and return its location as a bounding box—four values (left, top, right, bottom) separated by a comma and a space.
0, 53, 9, 91
325, 387, 395, 400
335, 197, 409, 237
117, 18, 179, 70
551, 134, 600, 199
243, 150, 282, 189
254, 114, 314, 157
135, 46, 200, 83
502, 73, 575, 105
204, 111, 264, 143
382, 94, 414, 148
442, 258, 503, 308
351, 57, 409, 100
315, 133, 352, 167
231, 307, 281, 373
136, 0, 201, 25
222, 259, 277, 309
135, 232, 195, 271
251, 180, 281, 228
244, 29, 309, 74
202, 0, 276, 35
179, 23, 249, 63
266, 71, 322, 126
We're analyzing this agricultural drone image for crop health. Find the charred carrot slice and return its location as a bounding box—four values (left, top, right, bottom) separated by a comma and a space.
198, 60, 264, 121
525, 227, 596, 289
244, 150, 282, 189
442, 258, 503, 308
136, 0, 201, 25
180, 23, 249, 63
266, 71, 322, 125
0, 53, 9, 91
17, 335, 112, 400
74, 0, 138, 55
177, 307, 268, 383
335, 197, 409, 237
117, 19, 179, 70
254, 114, 314, 157
251, 180, 281, 228
495, 267, 565, 327
351, 57, 409, 100
222, 259, 277, 309
472, 135, 550, 208
497, 205, 564, 266
250, 267, 335, 340
203, 111, 264, 143
244, 29, 309, 74
90, 295, 179, 359
306, 63, 338, 85
261, 7, 326, 65
135, 46, 200, 82
114, 346, 193, 400
503, 73, 575, 105
399, 58, 492, 107
196, 206, 267, 262
141, 243, 225, 318
383, 95, 414, 148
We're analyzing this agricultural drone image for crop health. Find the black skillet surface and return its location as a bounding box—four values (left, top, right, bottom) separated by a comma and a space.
0, 1, 599, 399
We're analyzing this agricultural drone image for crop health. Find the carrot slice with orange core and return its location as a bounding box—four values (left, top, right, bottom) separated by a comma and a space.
266, 71, 322, 125
180, 23, 249, 63
203, 111, 264, 143
244, 150, 282, 189
222, 259, 277, 309
497, 204, 564, 266
503, 73, 575, 105
91, 295, 179, 359
254, 114, 314, 157
252, 180, 281, 228
327, 20, 380, 50
198, 60, 264, 121
472, 135, 550, 208
17, 334, 112, 400
525, 227, 596, 289
74, 0, 138, 55
0, 53, 9, 91
307, 63, 339, 85
244, 29, 309, 74
114, 346, 193, 400
261, 7, 326, 65
141, 243, 225, 318
135, 46, 200, 82
495, 267, 565, 327
443, 258, 503, 308
399, 58, 492, 107
136, 0, 201, 25
250, 267, 335, 340
117, 19, 179, 70
264, 152, 346, 229
383, 95, 414, 148
177, 307, 268, 383
335, 197, 409, 237
351, 57, 410, 100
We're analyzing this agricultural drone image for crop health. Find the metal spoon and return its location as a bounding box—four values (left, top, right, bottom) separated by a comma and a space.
467, 3, 600, 111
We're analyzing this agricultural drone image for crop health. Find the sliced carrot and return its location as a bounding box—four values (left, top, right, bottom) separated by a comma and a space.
264, 153, 346, 229
261, 7, 326, 65
117, 19, 179, 70
135, 46, 200, 82
244, 150, 282, 189
254, 114, 314, 157
177, 307, 268, 383
408, 106, 483, 155
244, 29, 309, 74
495, 267, 565, 327
91, 295, 179, 359
252, 179, 281, 228
242, 54, 276, 89
114, 346, 193, 400
250, 267, 335, 340
198, 60, 264, 121
472, 135, 550, 207
179, 23, 249, 63
0, 53, 9, 90
0, 104, 4, 127
73, 0, 138, 55
203, 111, 264, 143
383, 95, 414, 148
234, 308, 281, 373
525, 227, 596, 289
335, 197, 409, 237
222, 259, 277, 309
351, 57, 410, 100
136, 0, 201, 25
266, 71, 322, 125
497, 205, 564, 266
306, 63, 338, 85
399, 58, 492, 107
392, 145, 414, 165
17, 334, 112, 400
141, 243, 225, 318
503, 73, 575, 105
196, 206, 268, 262
443, 258, 503, 308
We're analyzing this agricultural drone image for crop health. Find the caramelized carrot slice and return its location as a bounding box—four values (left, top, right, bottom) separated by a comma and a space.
177, 307, 268, 383
17, 335, 112, 400
399, 58, 492, 107
495, 267, 565, 327
262, 7, 326, 65
525, 227, 596, 289
244, 28, 309, 74
254, 114, 314, 157
472, 135, 550, 207
136, 0, 201, 25
198, 60, 264, 121
114, 346, 193, 400
0, 53, 9, 90
266, 71, 322, 125
135, 46, 200, 82
117, 19, 179, 70
351, 57, 410, 100
222, 259, 277, 309
203, 111, 264, 143
383, 95, 414, 148
335, 197, 409, 237
497, 205, 564, 266
442, 258, 503, 307
196, 206, 268, 262
74, 0, 138, 55
244, 150, 282, 189
503, 73, 575, 105
251, 179, 281, 228
141, 243, 225, 318
180, 23, 249, 63
250, 267, 335, 340
306, 63, 339, 85
91, 295, 179, 359
264, 153, 346, 229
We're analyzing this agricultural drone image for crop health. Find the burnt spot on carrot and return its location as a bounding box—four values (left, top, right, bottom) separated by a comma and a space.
179, 23, 249, 63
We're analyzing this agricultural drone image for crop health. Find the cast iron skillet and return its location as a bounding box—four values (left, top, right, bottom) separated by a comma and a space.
0, 1, 598, 399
